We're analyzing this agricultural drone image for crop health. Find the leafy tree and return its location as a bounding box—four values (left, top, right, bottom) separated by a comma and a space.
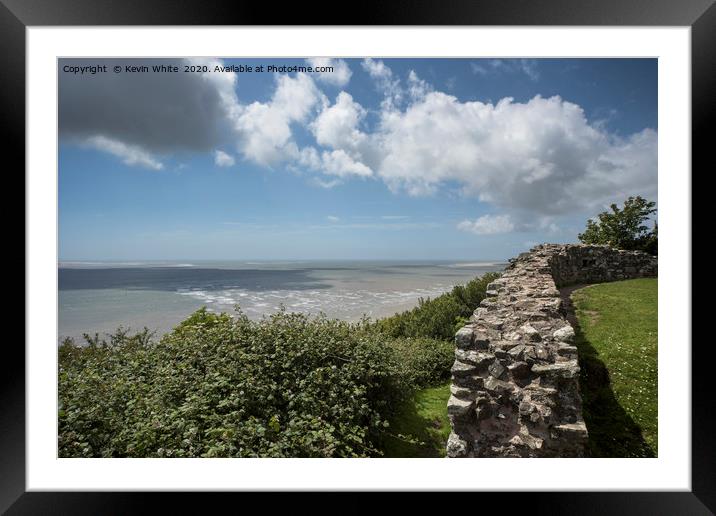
578, 196, 657, 255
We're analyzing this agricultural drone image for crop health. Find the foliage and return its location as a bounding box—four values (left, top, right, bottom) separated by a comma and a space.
386, 337, 455, 387
372, 272, 501, 340
572, 278, 658, 457
578, 196, 657, 255
59, 272, 500, 458
59, 309, 407, 458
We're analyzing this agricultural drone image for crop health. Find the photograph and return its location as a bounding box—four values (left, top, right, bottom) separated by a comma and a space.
3, 2, 706, 506
57, 56, 659, 459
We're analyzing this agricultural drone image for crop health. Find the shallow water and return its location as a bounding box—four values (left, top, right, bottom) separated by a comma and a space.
58, 260, 506, 343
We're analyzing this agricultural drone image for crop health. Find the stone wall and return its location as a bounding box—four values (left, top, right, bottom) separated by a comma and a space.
446, 244, 657, 458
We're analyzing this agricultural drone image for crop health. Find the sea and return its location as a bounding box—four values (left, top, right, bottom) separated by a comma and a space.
58, 260, 507, 343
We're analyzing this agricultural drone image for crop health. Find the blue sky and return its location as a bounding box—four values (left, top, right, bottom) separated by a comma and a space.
59, 58, 657, 260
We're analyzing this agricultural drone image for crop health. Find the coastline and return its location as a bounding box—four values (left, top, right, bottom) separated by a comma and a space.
58, 261, 508, 344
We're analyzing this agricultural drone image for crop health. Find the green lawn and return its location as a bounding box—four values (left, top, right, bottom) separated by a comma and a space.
571, 278, 658, 457
381, 382, 451, 457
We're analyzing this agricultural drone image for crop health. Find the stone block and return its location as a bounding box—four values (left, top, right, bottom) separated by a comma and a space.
531, 362, 580, 379
488, 361, 506, 379
451, 360, 478, 377
447, 395, 475, 418
455, 349, 494, 367
455, 326, 474, 349
553, 325, 575, 343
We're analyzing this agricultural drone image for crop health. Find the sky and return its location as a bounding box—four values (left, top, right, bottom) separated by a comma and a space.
58, 57, 657, 261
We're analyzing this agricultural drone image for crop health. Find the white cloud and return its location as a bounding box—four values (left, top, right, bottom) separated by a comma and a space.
311, 92, 367, 151
407, 70, 431, 100
368, 90, 656, 214
361, 58, 402, 108
362, 57, 392, 80
85, 135, 163, 170
214, 150, 235, 167
297, 146, 322, 170
326, 215, 340, 222
306, 58, 352, 87
457, 215, 515, 235
272, 72, 325, 121
299, 147, 372, 178
235, 73, 325, 166
63, 58, 655, 225
319, 149, 373, 178
302, 60, 654, 215
312, 177, 342, 189
236, 102, 295, 166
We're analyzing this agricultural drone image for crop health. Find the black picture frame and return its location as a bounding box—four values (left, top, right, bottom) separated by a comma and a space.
3, 0, 711, 512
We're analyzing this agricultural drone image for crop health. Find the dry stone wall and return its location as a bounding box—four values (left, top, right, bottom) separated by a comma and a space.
446, 244, 657, 458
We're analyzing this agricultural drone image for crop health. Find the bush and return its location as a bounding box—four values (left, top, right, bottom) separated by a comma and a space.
59, 272, 500, 458
386, 337, 455, 387
59, 309, 407, 458
372, 272, 501, 340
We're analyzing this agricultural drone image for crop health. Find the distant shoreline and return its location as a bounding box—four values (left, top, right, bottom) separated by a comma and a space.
58, 261, 508, 345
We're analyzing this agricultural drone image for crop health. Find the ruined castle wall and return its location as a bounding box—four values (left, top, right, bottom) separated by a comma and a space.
446, 244, 657, 458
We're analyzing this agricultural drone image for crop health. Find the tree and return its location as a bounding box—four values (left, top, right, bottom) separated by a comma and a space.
578, 196, 657, 255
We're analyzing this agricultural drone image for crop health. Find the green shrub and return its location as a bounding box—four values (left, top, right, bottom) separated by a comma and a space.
59, 272, 501, 458
386, 337, 455, 387
372, 272, 501, 340
59, 310, 407, 458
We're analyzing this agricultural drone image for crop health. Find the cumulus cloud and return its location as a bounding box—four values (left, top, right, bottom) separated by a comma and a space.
311, 91, 367, 151
60, 58, 327, 171
235, 73, 325, 166
214, 150, 235, 167
306, 58, 352, 87
299, 147, 373, 178
60, 58, 238, 154
60, 58, 656, 224
84, 135, 163, 170
457, 215, 515, 235
361, 58, 402, 108
368, 90, 657, 214
305, 60, 655, 216
320, 149, 373, 177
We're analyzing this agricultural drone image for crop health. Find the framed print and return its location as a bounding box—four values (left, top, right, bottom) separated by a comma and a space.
4, 0, 712, 512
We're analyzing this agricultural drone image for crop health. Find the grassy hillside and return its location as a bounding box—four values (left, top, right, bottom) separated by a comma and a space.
571, 278, 658, 457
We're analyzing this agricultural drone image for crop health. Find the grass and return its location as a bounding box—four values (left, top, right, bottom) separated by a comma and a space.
381, 382, 451, 457
571, 278, 658, 457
